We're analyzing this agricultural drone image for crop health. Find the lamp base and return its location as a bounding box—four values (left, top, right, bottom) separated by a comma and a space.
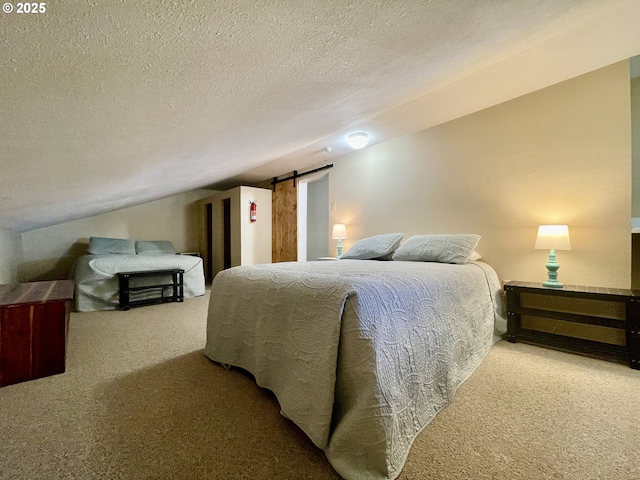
543, 249, 564, 289
336, 238, 343, 259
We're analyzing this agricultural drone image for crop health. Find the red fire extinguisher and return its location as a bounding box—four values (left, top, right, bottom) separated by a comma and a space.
250, 201, 257, 222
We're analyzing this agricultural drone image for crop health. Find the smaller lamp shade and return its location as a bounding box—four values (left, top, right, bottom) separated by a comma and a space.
534, 225, 571, 251
332, 224, 347, 239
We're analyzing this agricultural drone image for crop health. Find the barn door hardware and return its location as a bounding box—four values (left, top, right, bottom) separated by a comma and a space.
271, 164, 333, 191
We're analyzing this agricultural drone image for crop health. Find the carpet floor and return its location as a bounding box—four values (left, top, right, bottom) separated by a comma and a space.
1, 291, 639, 479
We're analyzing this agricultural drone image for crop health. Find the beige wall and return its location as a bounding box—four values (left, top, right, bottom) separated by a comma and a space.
21, 189, 213, 281
239, 187, 273, 267
0, 229, 24, 284
632, 75, 640, 219
329, 62, 632, 289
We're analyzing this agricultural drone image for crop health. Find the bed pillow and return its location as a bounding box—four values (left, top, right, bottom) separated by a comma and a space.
392, 234, 480, 264
341, 233, 404, 260
88, 236, 136, 255
135, 240, 176, 255
468, 250, 482, 262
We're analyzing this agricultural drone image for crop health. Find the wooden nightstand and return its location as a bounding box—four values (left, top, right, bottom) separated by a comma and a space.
504, 281, 640, 369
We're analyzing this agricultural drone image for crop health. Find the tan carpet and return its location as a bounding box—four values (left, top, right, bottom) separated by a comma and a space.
1, 291, 639, 479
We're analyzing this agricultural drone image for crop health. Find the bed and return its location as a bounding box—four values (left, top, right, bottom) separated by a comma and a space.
72, 237, 206, 312
204, 234, 506, 479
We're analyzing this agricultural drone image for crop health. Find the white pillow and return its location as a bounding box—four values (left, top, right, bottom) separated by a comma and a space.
135, 240, 176, 255
392, 234, 480, 264
341, 233, 404, 260
468, 250, 482, 262
88, 237, 136, 255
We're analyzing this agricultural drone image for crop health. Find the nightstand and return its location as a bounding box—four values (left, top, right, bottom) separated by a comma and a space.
317, 257, 339, 261
504, 281, 640, 369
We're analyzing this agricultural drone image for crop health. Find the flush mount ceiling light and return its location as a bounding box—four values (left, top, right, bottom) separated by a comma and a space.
346, 132, 369, 149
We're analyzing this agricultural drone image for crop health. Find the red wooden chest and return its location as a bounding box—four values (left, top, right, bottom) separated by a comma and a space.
0, 280, 75, 387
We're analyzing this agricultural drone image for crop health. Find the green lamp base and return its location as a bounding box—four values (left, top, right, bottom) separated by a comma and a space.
543, 249, 564, 289
543, 279, 564, 289
336, 238, 343, 259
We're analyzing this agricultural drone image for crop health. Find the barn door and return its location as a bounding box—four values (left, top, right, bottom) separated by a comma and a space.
272, 179, 297, 262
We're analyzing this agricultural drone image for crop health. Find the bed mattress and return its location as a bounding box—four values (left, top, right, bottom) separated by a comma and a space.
204, 259, 506, 479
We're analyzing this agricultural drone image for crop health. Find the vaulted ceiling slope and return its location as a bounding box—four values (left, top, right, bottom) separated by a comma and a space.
1, 0, 639, 232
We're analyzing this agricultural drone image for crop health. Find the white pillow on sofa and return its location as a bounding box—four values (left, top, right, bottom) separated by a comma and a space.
88, 237, 136, 255
341, 233, 404, 260
135, 240, 176, 255
392, 234, 480, 264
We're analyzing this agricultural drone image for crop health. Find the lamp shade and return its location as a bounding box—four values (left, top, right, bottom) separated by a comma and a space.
332, 224, 347, 239
534, 225, 571, 250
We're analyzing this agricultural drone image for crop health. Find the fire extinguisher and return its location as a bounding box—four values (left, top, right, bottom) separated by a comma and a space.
250, 201, 257, 222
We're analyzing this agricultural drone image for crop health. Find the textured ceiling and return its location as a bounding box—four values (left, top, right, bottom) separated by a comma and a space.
1, 0, 640, 232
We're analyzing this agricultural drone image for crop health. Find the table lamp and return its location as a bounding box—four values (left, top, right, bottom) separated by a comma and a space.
534, 225, 571, 288
332, 224, 347, 259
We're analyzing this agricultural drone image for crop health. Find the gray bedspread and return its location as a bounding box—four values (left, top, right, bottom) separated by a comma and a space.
204, 260, 505, 479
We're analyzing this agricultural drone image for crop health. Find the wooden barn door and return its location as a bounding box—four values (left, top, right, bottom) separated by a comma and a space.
272, 179, 297, 262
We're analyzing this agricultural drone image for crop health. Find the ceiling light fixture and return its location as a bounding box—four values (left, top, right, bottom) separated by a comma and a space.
346, 132, 369, 149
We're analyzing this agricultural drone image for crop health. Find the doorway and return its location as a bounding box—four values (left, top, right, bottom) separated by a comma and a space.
223, 198, 231, 270
297, 173, 329, 261
206, 203, 213, 282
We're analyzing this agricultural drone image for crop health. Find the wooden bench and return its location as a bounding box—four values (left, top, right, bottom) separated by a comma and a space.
117, 269, 184, 310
